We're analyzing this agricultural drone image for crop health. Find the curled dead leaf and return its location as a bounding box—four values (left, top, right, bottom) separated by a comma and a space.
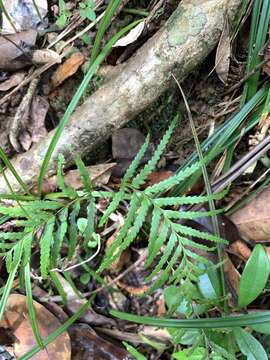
32, 49, 62, 64
51, 52, 85, 88
0, 294, 71, 359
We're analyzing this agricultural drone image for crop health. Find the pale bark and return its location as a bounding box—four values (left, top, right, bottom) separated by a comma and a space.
0, 0, 241, 193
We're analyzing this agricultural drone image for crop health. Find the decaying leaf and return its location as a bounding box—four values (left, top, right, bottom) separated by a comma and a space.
0, 72, 25, 91
53, 273, 115, 326
228, 240, 251, 261
40, 163, 115, 193
113, 21, 145, 47
32, 49, 62, 65
230, 185, 270, 242
215, 17, 231, 84
0, 294, 70, 359
69, 324, 133, 360
30, 95, 49, 144
112, 128, 153, 177
51, 52, 85, 88
224, 253, 240, 306
0, 29, 37, 70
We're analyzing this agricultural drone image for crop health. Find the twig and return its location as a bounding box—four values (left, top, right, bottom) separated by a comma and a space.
224, 56, 270, 95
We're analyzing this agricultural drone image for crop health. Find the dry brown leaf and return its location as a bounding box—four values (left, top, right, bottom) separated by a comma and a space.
106, 228, 131, 272
116, 280, 149, 295
0, 294, 70, 359
69, 324, 132, 360
230, 185, 270, 242
53, 273, 115, 326
51, 52, 85, 88
0, 29, 37, 70
215, 17, 230, 84
32, 49, 61, 64
0, 72, 25, 91
40, 163, 115, 193
30, 95, 49, 144
228, 240, 251, 261
224, 254, 240, 307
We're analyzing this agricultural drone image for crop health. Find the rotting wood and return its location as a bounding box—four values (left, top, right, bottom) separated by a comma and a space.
0, 0, 241, 193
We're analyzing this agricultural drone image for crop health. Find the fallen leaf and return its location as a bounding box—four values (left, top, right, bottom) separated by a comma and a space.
0, 294, 71, 359
0, 72, 25, 91
40, 163, 115, 193
113, 21, 145, 47
116, 281, 149, 295
53, 273, 115, 326
223, 253, 240, 306
19, 130, 32, 151
106, 228, 131, 272
230, 185, 270, 242
30, 95, 49, 143
112, 128, 153, 177
51, 52, 85, 88
228, 240, 251, 261
1, 0, 47, 34
215, 17, 230, 84
69, 324, 133, 360
32, 49, 62, 64
146, 170, 173, 185
0, 29, 37, 70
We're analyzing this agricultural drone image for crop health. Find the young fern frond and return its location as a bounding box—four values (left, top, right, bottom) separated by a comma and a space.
75, 156, 92, 193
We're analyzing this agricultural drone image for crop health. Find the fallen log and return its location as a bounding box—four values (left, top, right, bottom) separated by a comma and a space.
0, 0, 241, 193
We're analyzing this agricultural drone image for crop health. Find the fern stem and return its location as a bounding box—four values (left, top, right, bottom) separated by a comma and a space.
172, 74, 228, 311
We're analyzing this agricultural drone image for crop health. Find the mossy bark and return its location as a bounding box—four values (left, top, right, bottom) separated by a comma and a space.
0, 0, 241, 193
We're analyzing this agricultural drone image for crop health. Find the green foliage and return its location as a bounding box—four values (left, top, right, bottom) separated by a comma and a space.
238, 244, 270, 308
98, 117, 226, 291
79, 0, 96, 21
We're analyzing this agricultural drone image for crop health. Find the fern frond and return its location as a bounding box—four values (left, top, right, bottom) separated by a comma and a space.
123, 134, 150, 183
146, 232, 178, 280
57, 154, 77, 198
145, 220, 169, 270
0, 241, 23, 319
145, 162, 201, 196
98, 194, 140, 272
40, 217, 55, 279
148, 245, 182, 293
52, 208, 68, 266
99, 189, 125, 227
144, 208, 162, 268
154, 191, 226, 207
0, 232, 26, 240
132, 117, 177, 188
99, 197, 149, 272
22, 232, 34, 266
75, 156, 92, 193
164, 209, 223, 220
23, 200, 63, 211
67, 201, 80, 260
82, 199, 96, 248
173, 224, 227, 244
